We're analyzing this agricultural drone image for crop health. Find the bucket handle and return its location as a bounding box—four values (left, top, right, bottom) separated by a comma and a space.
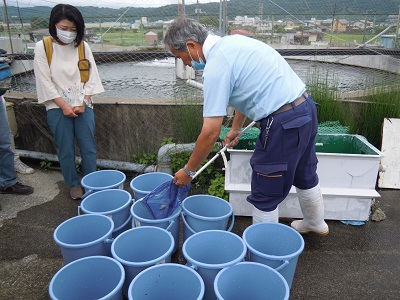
132, 219, 175, 230
181, 212, 235, 234
77, 206, 82, 216
275, 259, 290, 271
104, 238, 114, 244
166, 219, 175, 231
81, 189, 93, 199
185, 262, 198, 271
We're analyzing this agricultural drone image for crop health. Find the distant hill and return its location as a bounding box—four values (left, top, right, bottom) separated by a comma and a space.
2, 0, 399, 24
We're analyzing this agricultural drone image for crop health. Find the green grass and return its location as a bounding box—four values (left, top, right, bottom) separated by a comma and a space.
351, 83, 400, 148
324, 33, 375, 44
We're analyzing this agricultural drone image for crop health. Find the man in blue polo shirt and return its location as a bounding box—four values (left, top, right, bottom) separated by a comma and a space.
164, 18, 328, 236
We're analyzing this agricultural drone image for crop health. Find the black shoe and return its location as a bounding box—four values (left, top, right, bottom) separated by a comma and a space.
0, 182, 34, 195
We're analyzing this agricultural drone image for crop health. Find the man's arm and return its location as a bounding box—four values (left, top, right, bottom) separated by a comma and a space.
224, 110, 247, 148
173, 116, 224, 185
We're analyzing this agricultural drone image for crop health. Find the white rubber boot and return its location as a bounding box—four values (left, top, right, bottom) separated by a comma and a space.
291, 183, 329, 236
252, 206, 279, 224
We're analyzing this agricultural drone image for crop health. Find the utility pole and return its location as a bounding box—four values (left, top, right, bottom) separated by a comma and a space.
395, 6, 400, 48
258, 0, 263, 36
218, 0, 228, 35
329, 2, 336, 47
362, 10, 368, 44
3, 0, 14, 53
16, 0, 23, 29
178, 0, 185, 17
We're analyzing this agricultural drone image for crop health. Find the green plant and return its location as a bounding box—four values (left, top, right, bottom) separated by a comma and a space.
131, 152, 157, 165
170, 150, 225, 195
306, 67, 349, 126
172, 95, 203, 143
208, 172, 229, 200
40, 159, 52, 170
351, 83, 400, 148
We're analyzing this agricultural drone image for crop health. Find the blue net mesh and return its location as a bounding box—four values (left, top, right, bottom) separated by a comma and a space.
140, 180, 190, 219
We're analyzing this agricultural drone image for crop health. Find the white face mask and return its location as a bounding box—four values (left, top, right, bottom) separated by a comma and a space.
56, 27, 77, 44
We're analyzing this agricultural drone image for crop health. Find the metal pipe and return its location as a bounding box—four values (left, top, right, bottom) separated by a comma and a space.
15, 149, 156, 173
157, 143, 196, 175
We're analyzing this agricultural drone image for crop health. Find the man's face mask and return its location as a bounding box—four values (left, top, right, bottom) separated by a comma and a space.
186, 44, 205, 71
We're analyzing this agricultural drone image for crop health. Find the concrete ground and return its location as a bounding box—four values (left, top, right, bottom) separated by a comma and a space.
1, 160, 399, 300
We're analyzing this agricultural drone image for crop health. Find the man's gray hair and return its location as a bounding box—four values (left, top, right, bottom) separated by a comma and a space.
164, 18, 208, 52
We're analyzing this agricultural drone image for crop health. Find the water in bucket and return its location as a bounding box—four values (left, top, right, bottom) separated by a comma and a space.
53, 214, 114, 264
49, 256, 125, 300
81, 170, 126, 198
183, 230, 247, 300
181, 194, 234, 241
111, 226, 174, 297
129, 172, 173, 200
214, 262, 289, 300
130, 199, 181, 253
79, 189, 132, 228
242, 222, 305, 288
128, 263, 205, 300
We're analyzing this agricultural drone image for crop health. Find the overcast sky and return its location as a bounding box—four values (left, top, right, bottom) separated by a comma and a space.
7, 0, 222, 9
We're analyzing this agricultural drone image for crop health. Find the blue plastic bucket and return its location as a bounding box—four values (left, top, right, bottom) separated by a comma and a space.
129, 172, 173, 200
128, 263, 204, 300
130, 199, 181, 253
81, 170, 126, 198
49, 256, 125, 300
242, 222, 305, 288
183, 230, 247, 300
214, 262, 289, 300
181, 194, 234, 241
79, 189, 132, 228
53, 214, 114, 264
111, 227, 174, 297
112, 215, 132, 238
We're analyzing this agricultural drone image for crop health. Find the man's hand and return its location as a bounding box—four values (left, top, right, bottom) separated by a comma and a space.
173, 168, 192, 186
224, 128, 241, 148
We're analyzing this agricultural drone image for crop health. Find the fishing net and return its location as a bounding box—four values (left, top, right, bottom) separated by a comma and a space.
140, 179, 191, 219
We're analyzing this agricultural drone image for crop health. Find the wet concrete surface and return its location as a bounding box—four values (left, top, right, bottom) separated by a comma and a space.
1, 161, 399, 299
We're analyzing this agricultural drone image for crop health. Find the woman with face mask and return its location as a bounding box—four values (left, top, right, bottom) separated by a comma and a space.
33, 4, 104, 200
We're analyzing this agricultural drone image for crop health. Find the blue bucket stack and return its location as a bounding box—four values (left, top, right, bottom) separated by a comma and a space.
49, 169, 304, 300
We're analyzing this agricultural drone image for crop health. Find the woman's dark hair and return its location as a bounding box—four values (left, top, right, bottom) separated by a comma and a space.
48, 4, 85, 47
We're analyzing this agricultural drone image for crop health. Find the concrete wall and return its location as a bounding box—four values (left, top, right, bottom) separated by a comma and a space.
286, 55, 400, 75
4, 92, 203, 162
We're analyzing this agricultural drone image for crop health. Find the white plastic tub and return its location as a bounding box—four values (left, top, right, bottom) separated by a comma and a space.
225, 134, 384, 221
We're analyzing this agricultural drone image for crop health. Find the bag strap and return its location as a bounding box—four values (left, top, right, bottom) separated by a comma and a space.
43, 36, 53, 65
43, 37, 88, 83
78, 41, 85, 61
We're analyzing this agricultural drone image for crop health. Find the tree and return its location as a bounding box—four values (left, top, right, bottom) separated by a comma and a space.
199, 16, 219, 29
31, 17, 48, 30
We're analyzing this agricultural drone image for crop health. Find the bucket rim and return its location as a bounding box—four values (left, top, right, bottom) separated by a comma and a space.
53, 214, 114, 249
49, 255, 125, 300
242, 222, 305, 260
128, 263, 205, 300
111, 227, 174, 267
130, 199, 182, 222
80, 189, 132, 215
129, 172, 173, 194
113, 215, 132, 233
182, 230, 247, 269
181, 194, 233, 221
81, 170, 126, 190
214, 262, 289, 300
